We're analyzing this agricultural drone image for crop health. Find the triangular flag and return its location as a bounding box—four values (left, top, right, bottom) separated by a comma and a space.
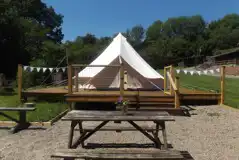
190, 71, 194, 75
56, 68, 60, 72
43, 68, 47, 72
49, 68, 53, 72
216, 68, 220, 72
62, 67, 66, 72
176, 69, 180, 74
183, 70, 188, 74
210, 70, 214, 74
197, 71, 201, 75
23, 66, 28, 71
30, 67, 34, 72
36, 67, 41, 72
203, 70, 208, 74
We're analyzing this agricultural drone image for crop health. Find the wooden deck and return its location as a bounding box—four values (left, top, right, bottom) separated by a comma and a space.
22, 87, 220, 105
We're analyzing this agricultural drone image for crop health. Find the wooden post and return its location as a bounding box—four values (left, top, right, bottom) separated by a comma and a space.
175, 76, 180, 108
220, 66, 225, 104
68, 65, 73, 94
170, 65, 174, 95
164, 67, 166, 93
124, 70, 128, 90
120, 63, 124, 99
18, 64, 23, 103
74, 68, 78, 92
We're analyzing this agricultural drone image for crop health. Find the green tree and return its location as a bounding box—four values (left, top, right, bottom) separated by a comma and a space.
0, 0, 64, 78
146, 20, 164, 41
207, 14, 239, 52
125, 25, 145, 48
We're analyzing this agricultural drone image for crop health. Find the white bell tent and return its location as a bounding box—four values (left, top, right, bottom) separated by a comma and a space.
77, 33, 164, 90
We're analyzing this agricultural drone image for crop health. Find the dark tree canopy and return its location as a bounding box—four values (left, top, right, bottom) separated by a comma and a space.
0, 0, 64, 77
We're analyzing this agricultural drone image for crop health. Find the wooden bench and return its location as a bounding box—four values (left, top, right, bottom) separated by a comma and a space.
0, 107, 36, 133
51, 149, 194, 160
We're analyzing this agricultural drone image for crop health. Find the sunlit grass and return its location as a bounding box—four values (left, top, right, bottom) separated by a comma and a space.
0, 94, 68, 121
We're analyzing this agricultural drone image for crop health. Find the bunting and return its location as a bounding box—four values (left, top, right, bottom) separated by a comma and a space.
30, 67, 34, 72
174, 67, 221, 76
22, 66, 67, 73
36, 68, 41, 72
62, 68, 66, 72
197, 71, 201, 75
23, 66, 29, 71
43, 68, 48, 72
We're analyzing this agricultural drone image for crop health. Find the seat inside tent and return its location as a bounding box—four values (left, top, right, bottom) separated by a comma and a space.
76, 33, 164, 91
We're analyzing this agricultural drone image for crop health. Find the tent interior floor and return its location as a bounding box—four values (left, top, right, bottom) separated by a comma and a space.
22, 87, 220, 115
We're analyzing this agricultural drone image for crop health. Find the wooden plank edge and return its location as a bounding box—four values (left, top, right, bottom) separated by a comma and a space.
51, 149, 190, 159
50, 109, 69, 125
0, 121, 51, 127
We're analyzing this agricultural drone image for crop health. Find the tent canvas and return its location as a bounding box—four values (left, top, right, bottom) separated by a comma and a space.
77, 33, 164, 90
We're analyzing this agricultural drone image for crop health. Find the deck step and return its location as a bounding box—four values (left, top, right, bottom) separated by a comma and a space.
129, 102, 175, 106
127, 108, 185, 116
128, 106, 175, 109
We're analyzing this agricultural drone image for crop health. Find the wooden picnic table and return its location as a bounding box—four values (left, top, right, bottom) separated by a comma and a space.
62, 110, 175, 150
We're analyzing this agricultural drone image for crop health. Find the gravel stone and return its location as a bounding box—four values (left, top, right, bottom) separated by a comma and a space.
0, 105, 238, 160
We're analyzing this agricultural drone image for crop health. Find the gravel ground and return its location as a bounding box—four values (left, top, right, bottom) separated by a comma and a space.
0, 105, 238, 160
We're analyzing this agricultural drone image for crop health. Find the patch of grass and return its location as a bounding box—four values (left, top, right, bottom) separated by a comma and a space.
178, 73, 239, 108
0, 94, 68, 121
0, 94, 20, 107
178, 73, 220, 93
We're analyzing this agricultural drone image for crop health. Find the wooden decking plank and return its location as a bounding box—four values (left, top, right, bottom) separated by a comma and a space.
51, 149, 187, 159
66, 110, 169, 116
23, 87, 220, 106
62, 111, 175, 121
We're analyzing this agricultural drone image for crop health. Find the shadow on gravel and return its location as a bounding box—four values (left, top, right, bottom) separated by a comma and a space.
0, 126, 47, 131
84, 143, 173, 149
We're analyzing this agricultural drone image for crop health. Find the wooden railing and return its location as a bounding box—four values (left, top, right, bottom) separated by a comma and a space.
164, 65, 180, 108
163, 65, 226, 108
220, 66, 225, 104
166, 72, 178, 92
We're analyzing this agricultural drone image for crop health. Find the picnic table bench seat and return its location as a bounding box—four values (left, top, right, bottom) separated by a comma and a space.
78, 124, 162, 132
0, 107, 36, 133
51, 149, 194, 160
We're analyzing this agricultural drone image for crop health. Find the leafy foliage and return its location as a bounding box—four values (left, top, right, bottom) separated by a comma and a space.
0, 0, 64, 78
